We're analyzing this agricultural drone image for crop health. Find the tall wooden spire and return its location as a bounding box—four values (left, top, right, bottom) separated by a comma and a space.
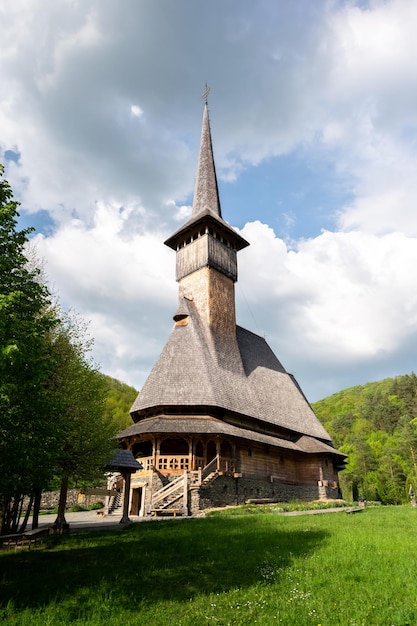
164, 97, 249, 335
164, 101, 249, 282
192, 103, 222, 219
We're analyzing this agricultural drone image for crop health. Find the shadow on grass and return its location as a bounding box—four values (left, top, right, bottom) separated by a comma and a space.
0, 516, 328, 612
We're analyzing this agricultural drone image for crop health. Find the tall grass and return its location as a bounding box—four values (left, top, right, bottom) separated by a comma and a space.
1, 506, 416, 625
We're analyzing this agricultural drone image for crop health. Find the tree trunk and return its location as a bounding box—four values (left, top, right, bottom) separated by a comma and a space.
18, 494, 33, 533
10, 495, 21, 533
54, 476, 69, 533
32, 488, 42, 529
410, 444, 417, 471
0, 496, 6, 535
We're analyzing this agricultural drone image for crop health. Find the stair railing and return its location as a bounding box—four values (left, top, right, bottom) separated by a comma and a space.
151, 473, 186, 508
198, 457, 218, 484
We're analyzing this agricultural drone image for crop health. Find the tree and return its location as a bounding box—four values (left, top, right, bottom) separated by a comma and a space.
0, 164, 59, 533
49, 315, 116, 530
0, 166, 117, 534
313, 374, 417, 504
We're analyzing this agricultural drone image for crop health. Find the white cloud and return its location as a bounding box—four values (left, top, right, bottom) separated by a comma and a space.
2, 0, 417, 401
33, 201, 178, 388
130, 105, 143, 118
237, 221, 417, 398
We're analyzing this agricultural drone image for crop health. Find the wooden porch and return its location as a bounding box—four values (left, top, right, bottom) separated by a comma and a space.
133, 454, 237, 476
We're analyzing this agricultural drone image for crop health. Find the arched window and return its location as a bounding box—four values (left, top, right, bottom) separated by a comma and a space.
207, 440, 217, 461
160, 438, 188, 455
132, 441, 153, 458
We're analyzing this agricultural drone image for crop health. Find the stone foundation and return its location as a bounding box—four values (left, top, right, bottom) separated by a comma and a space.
190, 475, 342, 515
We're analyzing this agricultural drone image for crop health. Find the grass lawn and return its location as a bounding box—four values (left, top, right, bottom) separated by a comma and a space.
1, 505, 416, 625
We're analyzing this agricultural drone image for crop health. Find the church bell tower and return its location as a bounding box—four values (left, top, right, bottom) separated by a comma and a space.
164, 101, 249, 338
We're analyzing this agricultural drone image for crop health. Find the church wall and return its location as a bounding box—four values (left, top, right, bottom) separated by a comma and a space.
237, 446, 338, 487
238, 445, 298, 483
295, 455, 339, 485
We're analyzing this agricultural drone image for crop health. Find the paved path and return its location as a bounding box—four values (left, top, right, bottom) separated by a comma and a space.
36, 510, 132, 532
280, 507, 352, 516
35, 510, 190, 533
33, 506, 352, 534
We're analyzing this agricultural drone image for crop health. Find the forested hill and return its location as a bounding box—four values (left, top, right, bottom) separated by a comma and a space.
103, 376, 138, 433
312, 373, 417, 504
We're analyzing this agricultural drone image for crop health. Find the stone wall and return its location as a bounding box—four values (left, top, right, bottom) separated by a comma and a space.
190, 475, 342, 515
23, 490, 104, 511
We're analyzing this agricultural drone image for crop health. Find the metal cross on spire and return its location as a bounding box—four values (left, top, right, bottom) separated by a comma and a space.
202, 82, 210, 105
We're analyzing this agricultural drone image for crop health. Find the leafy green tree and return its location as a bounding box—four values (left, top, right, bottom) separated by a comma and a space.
44, 313, 117, 530
0, 166, 117, 533
313, 373, 417, 504
0, 165, 59, 533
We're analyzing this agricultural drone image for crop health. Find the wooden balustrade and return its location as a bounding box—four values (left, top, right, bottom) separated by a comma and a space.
134, 456, 153, 471
157, 455, 190, 471
134, 455, 205, 473
133, 454, 236, 475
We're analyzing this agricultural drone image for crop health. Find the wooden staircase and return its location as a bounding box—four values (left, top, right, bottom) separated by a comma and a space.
146, 459, 225, 517
107, 491, 123, 515
148, 472, 188, 517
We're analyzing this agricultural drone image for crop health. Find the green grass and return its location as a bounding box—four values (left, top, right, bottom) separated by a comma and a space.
1, 506, 417, 625
37, 503, 104, 516
206, 499, 355, 515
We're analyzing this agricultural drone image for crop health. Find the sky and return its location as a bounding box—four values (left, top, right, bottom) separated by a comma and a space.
2, 0, 417, 402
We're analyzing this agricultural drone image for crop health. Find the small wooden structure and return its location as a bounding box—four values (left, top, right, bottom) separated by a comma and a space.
106, 450, 142, 523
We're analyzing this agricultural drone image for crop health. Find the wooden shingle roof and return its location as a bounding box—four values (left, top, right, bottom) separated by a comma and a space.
116, 416, 345, 459
164, 105, 248, 253
105, 449, 143, 471
130, 297, 332, 442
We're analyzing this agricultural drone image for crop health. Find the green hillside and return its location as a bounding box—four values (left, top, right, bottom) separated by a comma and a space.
103, 375, 137, 434
312, 373, 417, 503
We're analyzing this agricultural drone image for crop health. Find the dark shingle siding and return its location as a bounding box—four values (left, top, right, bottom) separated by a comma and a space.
129, 298, 331, 442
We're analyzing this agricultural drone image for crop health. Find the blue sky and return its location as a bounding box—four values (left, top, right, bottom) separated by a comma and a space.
218, 149, 350, 241
2, 0, 417, 402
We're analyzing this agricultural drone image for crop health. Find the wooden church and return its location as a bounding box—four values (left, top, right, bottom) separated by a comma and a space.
115, 100, 345, 517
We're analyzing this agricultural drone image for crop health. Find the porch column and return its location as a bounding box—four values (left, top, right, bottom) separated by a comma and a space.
216, 437, 221, 471
188, 438, 193, 470
120, 472, 132, 524
182, 470, 189, 516
154, 438, 160, 472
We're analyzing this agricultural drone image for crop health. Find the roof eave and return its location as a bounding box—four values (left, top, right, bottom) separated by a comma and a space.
164, 213, 249, 252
